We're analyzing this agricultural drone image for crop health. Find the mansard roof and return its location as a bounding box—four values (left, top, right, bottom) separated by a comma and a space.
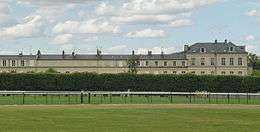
186, 41, 247, 54
0, 53, 186, 60
36, 52, 186, 60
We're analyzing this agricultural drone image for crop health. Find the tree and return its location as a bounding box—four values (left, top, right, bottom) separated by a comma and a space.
127, 55, 139, 74
248, 53, 258, 69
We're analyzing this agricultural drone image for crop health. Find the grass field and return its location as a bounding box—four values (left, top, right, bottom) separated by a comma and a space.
0, 94, 260, 105
0, 104, 259, 132
253, 69, 260, 76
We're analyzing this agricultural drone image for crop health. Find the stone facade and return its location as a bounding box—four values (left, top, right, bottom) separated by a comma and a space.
0, 40, 249, 76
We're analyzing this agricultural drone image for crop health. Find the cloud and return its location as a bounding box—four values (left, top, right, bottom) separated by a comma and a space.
127, 28, 165, 38
246, 10, 260, 17
245, 35, 255, 41
105, 45, 127, 53
0, 1, 16, 27
135, 46, 177, 54
17, 0, 89, 6
52, 34, 73, 45
120, 0, 218, 15
96, 2, 115, 16
110, 14, 176, 24
246, 44, 260, 55
53, 19, 120, 34
169, 19, 192, 27
98, 0, 219, 25
0, 15, 44, 39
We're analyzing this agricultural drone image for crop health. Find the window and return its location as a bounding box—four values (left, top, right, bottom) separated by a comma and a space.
200, 47, 206, 53
145, 61, 149, 66
181, 71, 186, 74
11, 60, 15, 67
238, 58, 242, 66
191, 58, 195, 65
221, 58, 226, 65
164, 61, 167, 67
182, 61, 186, 67
230, 71, 234, 75
211, 58, 215, 65
191, 71, 195, 74
201, 58, 205, 66
201, 71, 205, 75
229, 47, 234, 52
21, 60, 25, 67
172, 71, 177, 74
173, 61, 176, 66
163, 71, 167, 74
230, 58, 234, 66
238, 71, 243, 75
155, 61, 158, 66
137, 61, 140, 66
2, 60, 6, 67
221, 71, 226, 75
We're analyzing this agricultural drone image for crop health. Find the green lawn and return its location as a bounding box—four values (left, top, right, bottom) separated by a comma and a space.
0, 104, 259, 132
0, 94, 260, 105
253, 70, 260, 76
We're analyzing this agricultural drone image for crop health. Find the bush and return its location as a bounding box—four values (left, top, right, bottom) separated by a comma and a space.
0, 73, 259, 93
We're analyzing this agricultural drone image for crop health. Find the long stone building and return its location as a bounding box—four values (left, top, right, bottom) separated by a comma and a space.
0, 40, 250, 76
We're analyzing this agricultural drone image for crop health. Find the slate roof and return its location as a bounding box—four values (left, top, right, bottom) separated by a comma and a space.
186, 42, 247, 54
36, 52, 186, 60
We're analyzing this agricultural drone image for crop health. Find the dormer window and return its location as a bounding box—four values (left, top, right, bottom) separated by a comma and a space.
229, 47, 234, 52
200, 48, 206, 53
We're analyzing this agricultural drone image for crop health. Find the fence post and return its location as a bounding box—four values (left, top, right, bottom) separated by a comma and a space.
80, 90, 84, 104
189, 92, 192, 103
22, 92, 25, 105
227, 93, 230, 104
246, 93, 249, 104
45, 94, 48, 104
110, 94, 112, 104
208, 93, 211, 104
124, 95, 127, 104
68, 93, 71, 104
88, 92, 91, 104
170, 94, 173, 103
130, 94, 133, 103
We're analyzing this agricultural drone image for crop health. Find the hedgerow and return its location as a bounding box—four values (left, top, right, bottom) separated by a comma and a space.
0, 73, 259, 92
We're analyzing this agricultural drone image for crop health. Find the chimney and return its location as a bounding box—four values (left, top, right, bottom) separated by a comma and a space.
224, 39, 227, 44
215, 39, 217, 43
19, 52, 23, 56
184, 45, 189, 51
72, 51, 75, 58
97, 49, 102, 56
148, 51, 152, 56
161, 51, 164, 58
37, 50, 41, 56
62, 50, 65, 58
36, 50, 41, 59
132, 50, 135, 55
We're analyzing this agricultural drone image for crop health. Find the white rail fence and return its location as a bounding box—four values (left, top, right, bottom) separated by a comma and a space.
0, 91, 259, 105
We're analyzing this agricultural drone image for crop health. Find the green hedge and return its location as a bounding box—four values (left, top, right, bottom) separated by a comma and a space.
0, 73, 259, 93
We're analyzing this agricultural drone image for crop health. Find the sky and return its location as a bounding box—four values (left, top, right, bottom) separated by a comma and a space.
0, 0, 260, 55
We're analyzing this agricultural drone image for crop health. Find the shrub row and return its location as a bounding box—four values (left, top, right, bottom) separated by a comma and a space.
0, 73, 259, 93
